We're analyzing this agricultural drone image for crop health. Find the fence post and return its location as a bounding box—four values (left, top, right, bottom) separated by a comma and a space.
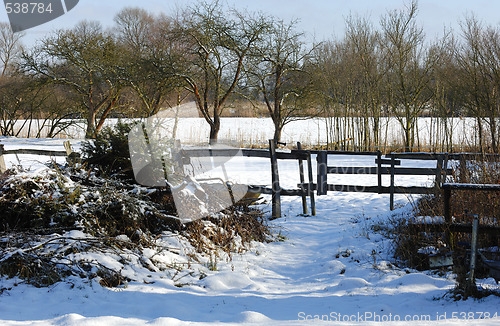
297, 142, 308, 215
442, 153, 449, 185
443, 185, 452, 247
390, 155, 395, 211
63, 140, 73, 156
377, 150, 382, 194
0, 144, 6, 173
435, 154, 443, 189
269, 139, 281, 219
307, 149, 316, 216
467, 218, 479, 293
317, 151, 328, 196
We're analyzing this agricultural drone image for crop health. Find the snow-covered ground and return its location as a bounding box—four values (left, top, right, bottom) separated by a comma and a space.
0, 137, 499, 325
6, 115, 477, 149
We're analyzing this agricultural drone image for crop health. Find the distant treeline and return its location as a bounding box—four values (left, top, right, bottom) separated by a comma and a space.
0, 0, 499, 152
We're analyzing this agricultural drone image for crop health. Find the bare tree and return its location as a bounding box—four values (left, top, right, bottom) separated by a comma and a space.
344, 15, 386, 150
248, 19, 316, 144
114, 8, 184, 117
311, 39, 349, 149
380, 0, 441, 151
176, 1, 269, 144
456, 16, 500, 152
22, 21, 124, 138
0, 22, 23, 79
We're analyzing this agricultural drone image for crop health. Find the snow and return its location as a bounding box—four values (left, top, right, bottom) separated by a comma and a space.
2, 115, 478, 149
0, 138, 499, 325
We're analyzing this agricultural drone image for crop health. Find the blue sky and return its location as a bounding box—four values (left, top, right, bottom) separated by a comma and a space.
1, 0, 499, 46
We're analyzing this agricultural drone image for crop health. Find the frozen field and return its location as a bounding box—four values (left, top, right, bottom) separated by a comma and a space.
0, 137, 499, 325
5, 115, 477, 149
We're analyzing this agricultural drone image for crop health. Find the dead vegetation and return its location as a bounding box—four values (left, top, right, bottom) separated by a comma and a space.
0, 158, 271, 289
389, 156, 500, 299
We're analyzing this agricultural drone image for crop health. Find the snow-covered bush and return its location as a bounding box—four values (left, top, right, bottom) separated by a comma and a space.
0, 164, 270, 288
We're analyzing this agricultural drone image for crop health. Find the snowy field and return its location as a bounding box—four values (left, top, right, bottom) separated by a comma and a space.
7, 116, 477, 149
0, 137, 499, 325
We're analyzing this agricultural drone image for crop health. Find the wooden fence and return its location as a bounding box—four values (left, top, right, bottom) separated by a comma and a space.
180, 141, 315, 219
0, 141, 74, 173
441, 183, 500, 246
304, 151, 453, 210
173, 144, 500, 218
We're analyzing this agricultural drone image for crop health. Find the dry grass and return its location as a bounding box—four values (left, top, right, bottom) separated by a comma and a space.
389, 155, 500, 298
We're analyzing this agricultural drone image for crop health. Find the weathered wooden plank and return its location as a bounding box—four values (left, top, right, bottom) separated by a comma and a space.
307, 149, 316, 216
316, 151, 328, 196
326, 166, 451, 176
2, 149, 68, 156
377, 151, 382, 194
276, 151, 309, 160
297, 142, 307, 215
0, 144, 6, 173
393, 186, 436, 194
247, 185, 273, 195
281, 189, 307, 196
310, 150, 380, 156
182, 148, 308, 160
443, 183, 500, 191
246, 185, 304, 197
327, 166, 383, 174
182, 148, 269, 158
409, 222, 500, 236
395, 167, 442, 175
299, 183, 435, 195
390, 155, 396, 211
269, 140, 281, 219
241, 149, 270, 158
387, 152, 444, 160
375, 158, 401, 165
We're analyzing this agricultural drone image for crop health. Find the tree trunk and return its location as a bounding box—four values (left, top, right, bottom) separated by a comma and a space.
86, 111, 96, 138
209, 117, 220, 145
489, 116, 498, 153
273, 122, 282, 144
477, 117, 484, 152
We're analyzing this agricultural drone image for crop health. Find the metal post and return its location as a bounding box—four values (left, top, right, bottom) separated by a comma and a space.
297, 142, 308, 215
269, 139, 281, 219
